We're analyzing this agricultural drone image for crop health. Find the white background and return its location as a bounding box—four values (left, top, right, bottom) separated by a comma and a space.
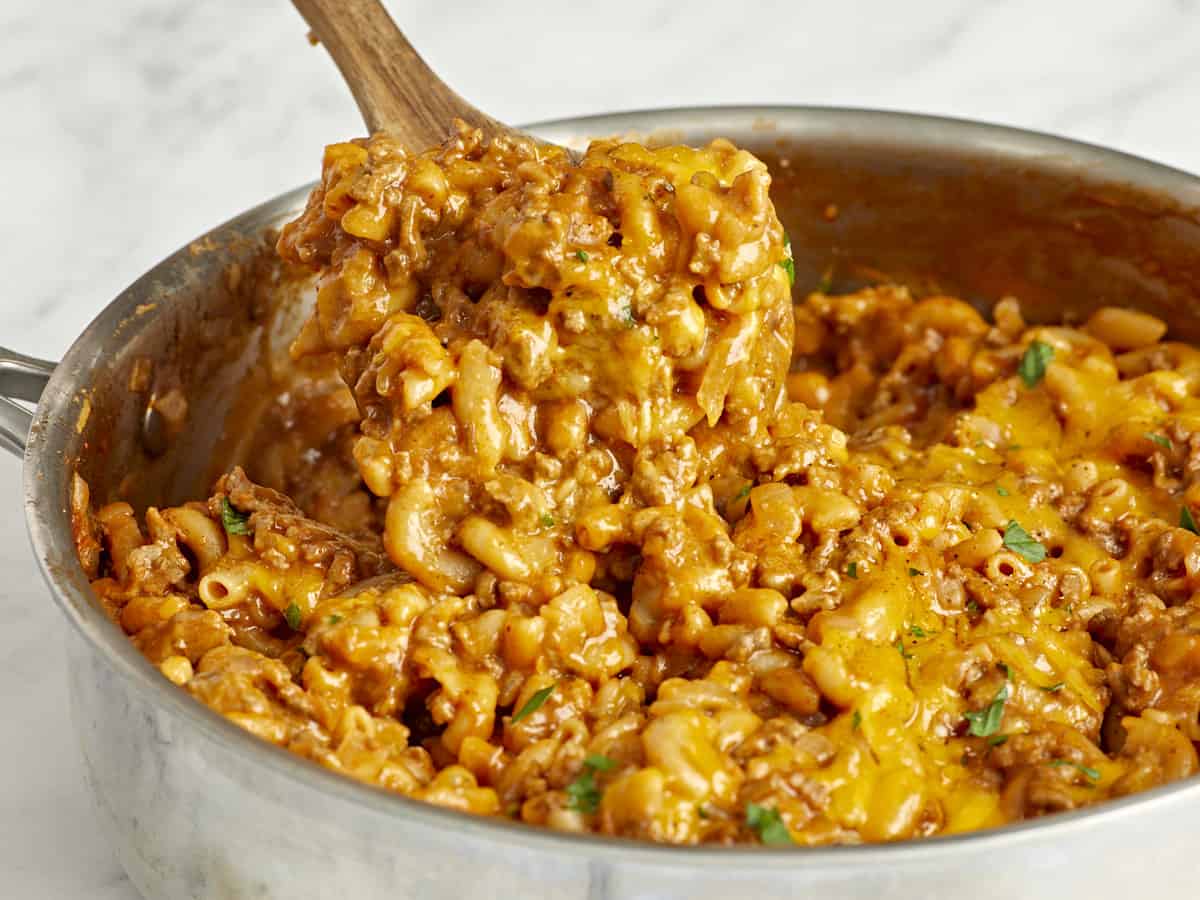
3, 0, 1200, 896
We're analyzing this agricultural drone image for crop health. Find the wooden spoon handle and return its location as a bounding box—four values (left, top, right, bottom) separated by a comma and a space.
292, 0, 507, 145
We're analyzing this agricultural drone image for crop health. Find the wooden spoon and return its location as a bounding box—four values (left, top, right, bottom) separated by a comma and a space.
292, 0, 523, 148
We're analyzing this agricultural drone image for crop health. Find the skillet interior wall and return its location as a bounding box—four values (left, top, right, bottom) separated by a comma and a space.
67, 230, 290, 515
759, 138, 1200, 333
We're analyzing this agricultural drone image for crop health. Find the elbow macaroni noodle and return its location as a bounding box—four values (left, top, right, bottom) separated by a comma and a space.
74, 121, 1200, 846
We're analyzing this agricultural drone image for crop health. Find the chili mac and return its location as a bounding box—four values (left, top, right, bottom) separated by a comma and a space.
74, 123, 1200, 846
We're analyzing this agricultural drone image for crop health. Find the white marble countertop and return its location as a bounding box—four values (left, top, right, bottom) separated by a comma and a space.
4, 0, 1200, 896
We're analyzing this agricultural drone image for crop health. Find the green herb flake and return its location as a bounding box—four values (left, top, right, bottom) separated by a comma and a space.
851, 710, 863, 731
566, 772, 601, 814
734, 484, 753, 503
1145, 432, 1172, 450
540, 514, 556, 528
584, 753, 617, 771
966, 599, 981, 616
566, 755, 616, 814
328, 614, 343, 625
847, 561, 858, 579
284, 602, 302, 631
896, 639, 914, 660
910, 624, 928, 638
998, 661, 1012, 681
745, 803, 793, 846
907, 568, 924, 578
512, 684, 555, 723
620, 305, 637, 328
1003, 520, 1046, 563
779, 234, 796, 286
1017, 340, 1054, 388
1182, 506, 1200, 535
996, 485, 1010, 497
220, 497, 252, 535
1040, 681, 1065, 693
778, 257, 796, 286
988, 734, 1009, 747
1049, 759, 1100, 783
964, 683, 1009, 738
815, 265, 834, 294
575, 250, 589, 263
697, 804, 711, 820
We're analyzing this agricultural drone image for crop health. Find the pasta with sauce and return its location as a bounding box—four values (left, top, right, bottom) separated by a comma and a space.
72, 121, 1200, 847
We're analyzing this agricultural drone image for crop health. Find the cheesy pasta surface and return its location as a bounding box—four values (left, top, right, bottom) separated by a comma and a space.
74, 123, 1200, 847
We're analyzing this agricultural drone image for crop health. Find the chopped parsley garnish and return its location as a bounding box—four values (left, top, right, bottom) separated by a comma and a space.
1003, 520, 1046, 563
734, 484, 752, 502
988, 734, 1009, 747
328, 614, 343, 625
851, 710, 862, 731
1017, 340, 1054, 388
745, 803, 793, 846
910, 624, 929, 638
584, 753, 617, 771
966, 599, 981, 616
1182, 506, 1199, 535
220, 497, 251, 535
896, 639, 914, 660
964, 683, 1009, 738
540, 514, 556, 528
778, 257, 796, 286
907, 568, 924, 578
996, 485, 1010, 497
284, 602, 302, 631
575, 250, 589, 263
847, 561, 858, 579
779, 235, 796, 286
566, 754, 617, 814
1144, 432, 1172, 450
1049, 759, 1100, 782
512, 684, 555, 723
1040, 682, 1065, 693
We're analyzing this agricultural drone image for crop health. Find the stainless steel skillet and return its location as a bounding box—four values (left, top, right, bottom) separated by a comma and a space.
7, 106, 1200, 900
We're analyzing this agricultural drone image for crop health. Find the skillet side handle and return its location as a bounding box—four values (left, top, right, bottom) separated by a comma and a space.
0, 348, 56, 458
